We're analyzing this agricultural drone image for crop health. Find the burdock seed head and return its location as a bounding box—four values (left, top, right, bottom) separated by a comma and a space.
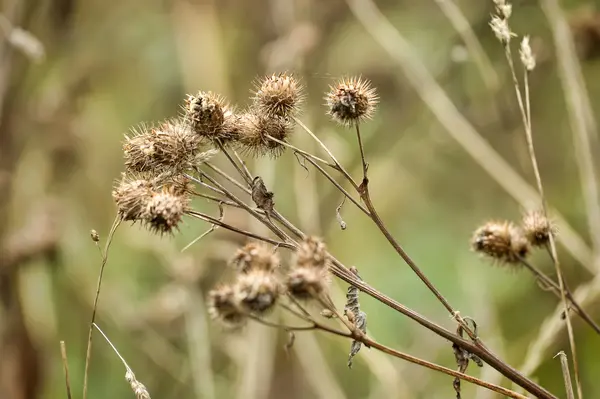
238, 112, 292, 157
286, 266, 329, 300
208, 285, 246, 328
123, 120, 200, 174
522, 210, 556, 247
143, 186, 189, 234
112, 175, 154, 222
184, 91, 229, 142
235, 270, 281, 314
296, 236, 329, 269
230, 242, 280, 273
471, 221, 530, 265
252, 72, 303, 118
325, 77, 378, 126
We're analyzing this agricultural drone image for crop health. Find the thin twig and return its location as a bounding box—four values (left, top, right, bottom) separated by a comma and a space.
60, 341, 73, 399
554, 351, 575, 399
83, 215, 121, 399
182, 202, 224, 252
217, 141, 252, 186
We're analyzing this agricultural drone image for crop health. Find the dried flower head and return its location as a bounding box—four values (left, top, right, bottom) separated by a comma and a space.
125, 370, 151, 399
296, 236, 329, 269
220, 109, 243, 143
489, 15, 515, 45
238, 112, 292, 157
253, 73, 303, 118
230, 242, 279, 273
325, 77, 378, 126
184, 91, 230, 142
235, 270, 281, 314
143, 187, 189, 234
123, 121, 200, 173
471, 221, 529, 265
522, 210, 556, 247
286, 266, 329, 300
208, 285, 246, 327
494, 0, 512, 20
112, 176, 153, 222
520, 36, 536, 71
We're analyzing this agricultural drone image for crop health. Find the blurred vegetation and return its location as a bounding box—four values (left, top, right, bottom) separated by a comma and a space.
2, 0, 600, 398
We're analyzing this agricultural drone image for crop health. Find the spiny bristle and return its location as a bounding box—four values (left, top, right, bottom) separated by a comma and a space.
296, 236, 329, 269
471, 220, 530, 265
143, 186, 189, 234
123, 120, 200, 174
252, 72, 303, 118
522, 210, 556, 247
112, 175, 154, 222
230, 242, 279, 273
208, 285, 246, 328
325, 77, 378, 126
235, 270, 281, 314
183, 91, 236, 144
237, 112, 292, 158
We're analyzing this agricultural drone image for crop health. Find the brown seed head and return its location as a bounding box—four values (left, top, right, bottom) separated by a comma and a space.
143, 187, 189, 234
123, 121, 200, 173
522, 210, 556, 247
235, 270, 281, 314
230, 242, 279, 273
296, 236, 329, 269
208, 285, 246, 328
112, 176, 154, 222
471, 221, 529, 265
286, 267, 329, 300
253, 73, 303, 118
238, 112, 292, 157
184, 91, 229, 142
325, 77, 378, 126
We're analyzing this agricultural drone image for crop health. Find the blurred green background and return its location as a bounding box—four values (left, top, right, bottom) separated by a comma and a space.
2, 0, 600, 398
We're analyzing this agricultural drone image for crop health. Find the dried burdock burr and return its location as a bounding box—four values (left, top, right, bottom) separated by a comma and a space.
252, 72, 303, 118
325, 77, 378, 126
112, 175, 153, 222
123, 120, 201, 174
208, 285, 246, 328
183, 91, 230, 142
230, 242, 280, 273
235, 270, 281, 314
296, 236, 329, 269
143, 186, 189, 234
522, 210, 556, 247
471, 221, 530, 265
238, 112, 292, 157
286, 236, 330, 299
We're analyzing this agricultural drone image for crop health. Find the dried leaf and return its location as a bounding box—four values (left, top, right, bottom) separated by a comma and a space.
345, 267, 367, 368
251, 176, 274, 213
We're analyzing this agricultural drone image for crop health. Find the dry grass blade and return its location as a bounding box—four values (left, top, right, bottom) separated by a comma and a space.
555, 351, 575, 399
60, 341, 73, 399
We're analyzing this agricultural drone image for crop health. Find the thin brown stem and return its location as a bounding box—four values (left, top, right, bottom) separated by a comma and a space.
83, 215, 121, 399
232, 149, 253, 183
204, 162, 250, 194
555, 351, 575, 399
216, 141, 252, 186
60, 341, 73, 399
354, 124, 368, 182
266, 134, 332, 166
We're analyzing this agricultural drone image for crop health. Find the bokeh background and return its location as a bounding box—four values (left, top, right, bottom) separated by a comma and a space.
2, 0, 600, 398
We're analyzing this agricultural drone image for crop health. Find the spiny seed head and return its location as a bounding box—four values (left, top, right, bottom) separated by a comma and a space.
286, 267, 329, 300
325, 77, 378, 126
235, 270, 281, 314
471, 221, 530, 265
296, 236, 329, 269
238, 112, 292, 157
208, 285, 246, 328
143, 187, 189, 234
220, 109, 243, 144
520, 36, 536, 71
184, 91, 230, 142
490, 15, 515, 45
123, 121, 200, 173
522, 210, 556, 247
253, 72, 303, 118
112, 176, 154, 222
230, 242, 279, 273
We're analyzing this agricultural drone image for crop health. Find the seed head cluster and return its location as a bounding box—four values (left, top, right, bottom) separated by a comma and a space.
521, 210, 555, 247
325, 77, 378, 126
471, 221, 529, 265
286, 236, 331, 299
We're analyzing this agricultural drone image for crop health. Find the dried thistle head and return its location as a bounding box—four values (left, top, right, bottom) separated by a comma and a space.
220, 108, 243, 143
143, 186, 189, 234
520, 36, 536, 71
253, 72, 303, 118
184, 91, 230, 142
238, 112, 292, 157
286, 266, 329, 300
235, 270, 281, 314
112, 175, 153, 222
230, 242, 280, 273
296, 236, 329, 269
471, 221, 530, 265
123, 121, 200, 173
325, 77, 378, 126
208, 285, 246, 327
522, 210, 556, 247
